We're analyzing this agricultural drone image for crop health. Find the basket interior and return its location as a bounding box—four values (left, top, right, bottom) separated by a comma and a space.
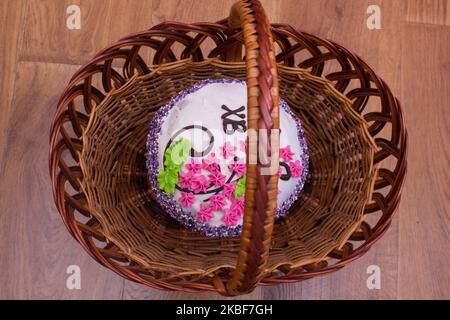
80, 59, 376, 279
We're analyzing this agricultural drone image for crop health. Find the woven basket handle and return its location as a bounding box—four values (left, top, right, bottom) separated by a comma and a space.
220, 0, 280, 296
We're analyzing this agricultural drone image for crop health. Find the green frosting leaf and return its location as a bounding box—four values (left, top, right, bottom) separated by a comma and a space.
157, 169, 178, 194
164, 152, 181, 171
158, 138, 192, 194
164, 138, 191, 170
234, 174, 247, 198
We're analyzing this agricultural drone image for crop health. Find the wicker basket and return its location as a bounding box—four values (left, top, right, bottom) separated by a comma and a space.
49, 0, 407, 296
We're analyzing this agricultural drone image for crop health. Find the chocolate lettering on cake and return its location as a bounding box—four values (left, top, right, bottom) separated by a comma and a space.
279, 162, 292, 181
221, 105, 247, 134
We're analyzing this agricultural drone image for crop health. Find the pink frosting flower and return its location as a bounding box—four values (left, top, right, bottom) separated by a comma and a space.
230, 196, 245, 216
209, 194, 227, 210
197, 204, 214, 222
221, 141, 237, 159
223, 182, 236, 199
185, 159, 202, 174
209, 171, 226, 187
190, 174, 210, 193
240, 140, 247, 152
290, 160, 303, 177
229, 160, 246, 177
202, 152, 220, 172
221, 208, 240, 226
280, 145, 294, 162
178, 171, 193, 189
179, 192, 195, 207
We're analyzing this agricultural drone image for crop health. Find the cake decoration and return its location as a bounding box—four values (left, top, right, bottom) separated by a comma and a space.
156, 137, 191, 194
146, 78, 309, 237
179, 191, 195, 207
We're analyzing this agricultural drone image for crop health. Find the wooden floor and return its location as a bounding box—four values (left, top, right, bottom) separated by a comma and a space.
0, 0, 448, 300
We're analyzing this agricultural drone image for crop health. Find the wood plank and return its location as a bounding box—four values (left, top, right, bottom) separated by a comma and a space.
0, 61, 124, 299
0, 0, 25, 164
19, 0, 113, 65
406, 0, 450, 26
399, 23, 450, 299
123, 282, 264, 300
106, 0, 233, 66
108, 0, 232, 28
106, 0, 278, 64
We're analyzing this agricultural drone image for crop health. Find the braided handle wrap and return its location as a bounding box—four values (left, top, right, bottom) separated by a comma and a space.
224, 0, 280, 295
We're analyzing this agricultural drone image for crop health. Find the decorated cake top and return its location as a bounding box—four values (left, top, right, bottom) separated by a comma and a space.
146, 78, 309, 237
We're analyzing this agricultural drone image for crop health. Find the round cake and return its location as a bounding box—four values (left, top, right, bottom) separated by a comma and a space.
146, 79, 309, 237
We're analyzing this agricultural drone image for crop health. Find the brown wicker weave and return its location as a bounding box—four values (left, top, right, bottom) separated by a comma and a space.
49, 0, 407, 296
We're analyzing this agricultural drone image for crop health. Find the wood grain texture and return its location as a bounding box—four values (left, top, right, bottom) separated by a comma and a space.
406, 0, 450, 25
20, 0, 113, 64
0, 0, 448, 299
0, 0, 25, 163
398, 22, 450, 300
0, 61, 125, 299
